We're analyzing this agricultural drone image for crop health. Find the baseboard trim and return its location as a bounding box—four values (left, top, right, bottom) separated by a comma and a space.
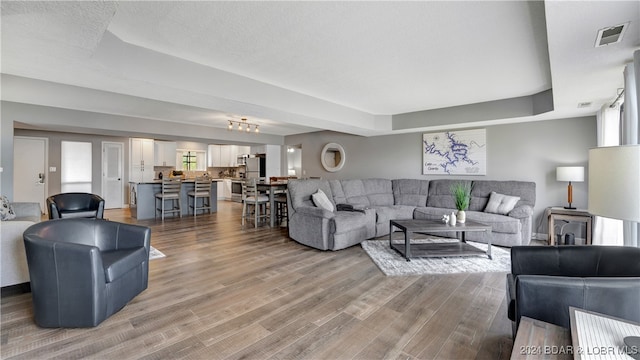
1, 282, 31, 297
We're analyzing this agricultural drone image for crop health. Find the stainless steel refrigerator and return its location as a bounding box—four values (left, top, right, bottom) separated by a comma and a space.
246, 156, 266, 179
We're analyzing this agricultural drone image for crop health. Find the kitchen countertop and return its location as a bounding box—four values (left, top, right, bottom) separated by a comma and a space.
129, 179, 220, 184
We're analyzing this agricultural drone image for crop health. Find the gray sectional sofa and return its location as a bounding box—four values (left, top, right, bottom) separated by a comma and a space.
287, 178, 536, 251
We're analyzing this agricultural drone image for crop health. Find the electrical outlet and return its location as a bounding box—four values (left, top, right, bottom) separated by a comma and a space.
49, 167, 57, 172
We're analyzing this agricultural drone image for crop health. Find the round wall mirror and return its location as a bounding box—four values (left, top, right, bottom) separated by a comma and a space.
321, 143, 346, 172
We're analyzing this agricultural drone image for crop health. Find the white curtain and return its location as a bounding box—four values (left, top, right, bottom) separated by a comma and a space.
592, 105, 624, 245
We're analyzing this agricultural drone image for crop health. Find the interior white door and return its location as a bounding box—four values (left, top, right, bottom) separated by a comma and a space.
102, 142, 124, 209
13, 136, 47, 214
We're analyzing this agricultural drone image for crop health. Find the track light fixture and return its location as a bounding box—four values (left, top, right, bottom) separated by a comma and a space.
226, 118, 260, 134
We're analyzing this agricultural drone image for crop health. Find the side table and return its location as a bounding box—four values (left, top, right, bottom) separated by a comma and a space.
546, 207, 593, 245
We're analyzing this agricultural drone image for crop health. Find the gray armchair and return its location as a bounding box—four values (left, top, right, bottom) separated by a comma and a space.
47, 192, 105, 219
23, 218, 150, 327
507, 246, 640, 336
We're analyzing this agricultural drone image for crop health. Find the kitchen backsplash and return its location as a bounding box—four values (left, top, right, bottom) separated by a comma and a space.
153, 166, 242, 179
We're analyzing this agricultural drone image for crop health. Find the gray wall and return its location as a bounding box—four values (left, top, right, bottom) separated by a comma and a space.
13, 128, 130, 201
285, 116, 597, 238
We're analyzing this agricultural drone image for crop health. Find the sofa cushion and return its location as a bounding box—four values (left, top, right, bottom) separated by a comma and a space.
392, 179, 429, 206
332, 211, 372, 235
470, 180, 536, 211
465, 211, 520, 234
362, 179, 394, 206
0, 196, 16, 221
102, 247, 148, 283
426, 180, 472, 209
371, 205, 415, 224
413, 206, 454, 221
312, 189, 334, 212
484, 192, 520, 215
331, 179, 394, 207
288, 179, 334, 210
59, 210, 100, 219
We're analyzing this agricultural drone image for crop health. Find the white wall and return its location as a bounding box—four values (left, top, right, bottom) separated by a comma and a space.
285, 116, 597, 238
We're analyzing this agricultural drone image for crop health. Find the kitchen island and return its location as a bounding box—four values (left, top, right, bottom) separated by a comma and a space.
130, 179, 218, 220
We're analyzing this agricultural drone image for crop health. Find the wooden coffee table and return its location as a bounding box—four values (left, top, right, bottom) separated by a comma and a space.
389, 219, 492, 261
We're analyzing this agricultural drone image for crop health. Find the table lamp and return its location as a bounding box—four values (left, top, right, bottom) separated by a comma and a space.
556, 166, 584, 209
588, 145, 640, 350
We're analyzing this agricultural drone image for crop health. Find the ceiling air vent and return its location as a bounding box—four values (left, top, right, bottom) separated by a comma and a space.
578, 102, 592, 108
595, 22, 628, 47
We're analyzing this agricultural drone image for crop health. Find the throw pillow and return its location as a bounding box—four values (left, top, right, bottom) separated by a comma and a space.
0, 195, 16, 221
484, 191, 520, 215
312, 189, 334, 212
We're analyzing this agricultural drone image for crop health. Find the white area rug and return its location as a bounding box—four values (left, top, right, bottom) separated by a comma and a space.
361, 238, 510, 276
149, 246, 166, 260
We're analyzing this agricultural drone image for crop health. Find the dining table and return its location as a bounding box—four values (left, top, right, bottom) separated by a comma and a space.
256, 181, 288, 227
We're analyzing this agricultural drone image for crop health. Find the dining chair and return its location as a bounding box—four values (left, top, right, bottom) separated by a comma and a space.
242, 178, 269, 227
274, 191, 288, 226
155, 178, 182, 220
187, 178, 211, 217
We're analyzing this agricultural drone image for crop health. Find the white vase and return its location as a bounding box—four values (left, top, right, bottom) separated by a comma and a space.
457, 210, 466, 224
449, 212, 457, 226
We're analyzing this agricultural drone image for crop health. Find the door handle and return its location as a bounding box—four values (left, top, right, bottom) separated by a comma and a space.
37, 173, 45, 184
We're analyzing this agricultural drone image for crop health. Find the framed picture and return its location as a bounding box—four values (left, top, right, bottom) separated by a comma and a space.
422, 129, 486, 175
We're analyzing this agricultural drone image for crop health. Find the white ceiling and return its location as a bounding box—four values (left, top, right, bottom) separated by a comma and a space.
1, 1, 639, 139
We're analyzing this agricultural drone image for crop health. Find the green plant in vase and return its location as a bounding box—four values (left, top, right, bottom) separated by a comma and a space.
451, 182, 472, 223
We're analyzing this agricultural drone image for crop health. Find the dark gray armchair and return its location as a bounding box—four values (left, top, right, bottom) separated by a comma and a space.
23, 218, 151, 327
507, 245, 640, 336
47, 192, 105, 219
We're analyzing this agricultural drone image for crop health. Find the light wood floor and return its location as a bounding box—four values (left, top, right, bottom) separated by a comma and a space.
1, 202, 515, 359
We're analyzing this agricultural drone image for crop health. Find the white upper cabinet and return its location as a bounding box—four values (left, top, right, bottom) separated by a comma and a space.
208, 145, 250, 167
220, 146, 232, 167
208, 145, 221, 167
154, 141, 177, 167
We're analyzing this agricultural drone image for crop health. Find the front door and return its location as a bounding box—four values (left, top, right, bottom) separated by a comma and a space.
13, 136, 47, 214
102, 141, 124, 209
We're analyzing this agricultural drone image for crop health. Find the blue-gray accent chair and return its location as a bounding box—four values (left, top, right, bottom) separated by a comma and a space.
46, 192, 105, 219
507, 245, 640, 336
23, 218, 150, 327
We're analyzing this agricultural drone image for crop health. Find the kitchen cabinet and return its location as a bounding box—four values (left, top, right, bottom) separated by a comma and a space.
130, 138, 155, 182
231, 146, 251, 166
220, 146, 232, 167
208, 145, 251, 167
223, 179, 232, 199
154, 141, 177, 167
217, 181, 225, 200
207, 145, 221, 167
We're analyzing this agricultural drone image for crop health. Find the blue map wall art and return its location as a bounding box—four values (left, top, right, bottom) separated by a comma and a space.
422, 129, 487, 175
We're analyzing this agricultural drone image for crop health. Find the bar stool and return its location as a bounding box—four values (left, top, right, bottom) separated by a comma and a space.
187, 178, 211, 217
274, 192, 288, 226
155, 178, 182, 220
242, 178, 269, 228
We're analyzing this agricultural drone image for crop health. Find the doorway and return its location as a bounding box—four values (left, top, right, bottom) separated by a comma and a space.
286, 145, 302, 178
102, 141, 124, 209
13, 136, 47, 214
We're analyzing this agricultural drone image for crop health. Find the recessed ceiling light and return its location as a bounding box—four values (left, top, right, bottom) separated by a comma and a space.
595, 22, 628, 47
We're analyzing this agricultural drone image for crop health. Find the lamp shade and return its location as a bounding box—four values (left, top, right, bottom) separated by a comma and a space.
556, 166, 585, 182
588, 145, 640, 222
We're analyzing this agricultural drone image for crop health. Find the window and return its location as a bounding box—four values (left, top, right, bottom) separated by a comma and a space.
61, 141, 92, 193
177, 150, 206, 171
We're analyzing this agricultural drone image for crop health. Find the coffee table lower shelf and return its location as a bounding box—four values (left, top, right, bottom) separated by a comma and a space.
390, 241, 488, 259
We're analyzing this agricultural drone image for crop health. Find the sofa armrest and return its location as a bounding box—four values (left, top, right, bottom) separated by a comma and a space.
515, 275, 640, 329
294, 206, 336, 219
11, 202, 41, 220
508, 205, 532, 219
